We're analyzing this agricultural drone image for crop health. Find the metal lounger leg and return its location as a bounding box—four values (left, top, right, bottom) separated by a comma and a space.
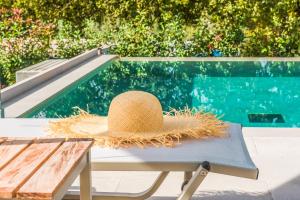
182, 171, 193, 191
65, 171, 169, 200
177, 161, 210, 200
80, 150, 92, 200
184, 171, 193, 181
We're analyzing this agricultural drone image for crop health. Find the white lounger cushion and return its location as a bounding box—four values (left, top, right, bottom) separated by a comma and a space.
0, 119, 258, 179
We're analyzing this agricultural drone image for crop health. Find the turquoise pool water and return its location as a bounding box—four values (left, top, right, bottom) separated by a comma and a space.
25, 60, 300, 127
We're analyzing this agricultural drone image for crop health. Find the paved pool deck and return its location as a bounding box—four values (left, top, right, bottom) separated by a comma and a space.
69, 127, 300, 200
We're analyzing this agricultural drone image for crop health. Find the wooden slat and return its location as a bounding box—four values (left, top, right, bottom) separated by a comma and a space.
0, 138, 33, 170
17, 139, 93, 200
0, 137, 7, 144
0, 138, 64, 199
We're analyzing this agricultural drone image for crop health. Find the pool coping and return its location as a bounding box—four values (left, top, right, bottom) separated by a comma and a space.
120, 57, 300, 62
2, 48, 99, 103
2, 52, 118, 117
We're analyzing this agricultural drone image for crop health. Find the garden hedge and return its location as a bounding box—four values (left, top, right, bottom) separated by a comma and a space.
0, 0, 300, 86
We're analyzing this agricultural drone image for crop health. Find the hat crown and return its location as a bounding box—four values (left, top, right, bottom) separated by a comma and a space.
107, 91, 163, 133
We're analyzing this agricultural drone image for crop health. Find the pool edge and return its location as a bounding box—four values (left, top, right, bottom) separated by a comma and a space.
2, 54, 119, 118
120, 57, 300, 62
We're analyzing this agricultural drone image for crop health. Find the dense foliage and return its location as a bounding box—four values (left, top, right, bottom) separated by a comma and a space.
0, 0, 300, 86
0, 8, 54, 86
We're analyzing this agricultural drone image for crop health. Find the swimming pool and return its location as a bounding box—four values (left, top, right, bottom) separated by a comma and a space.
25, 60, 300, 127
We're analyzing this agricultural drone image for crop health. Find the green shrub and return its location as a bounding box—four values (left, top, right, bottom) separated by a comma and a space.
49, 20, 104, 58
1, 0, 300, 87
92, 0, 300, 57
3, 0, 299, 57
0, 8, 54, 86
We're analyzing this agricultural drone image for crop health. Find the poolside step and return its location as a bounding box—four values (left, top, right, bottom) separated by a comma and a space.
16, 59, 68, 82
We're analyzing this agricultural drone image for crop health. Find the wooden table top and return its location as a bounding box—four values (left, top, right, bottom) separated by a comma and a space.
0, 137, 93, 200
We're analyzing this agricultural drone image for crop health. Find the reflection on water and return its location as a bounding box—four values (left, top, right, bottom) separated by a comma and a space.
26, 61, 300, 127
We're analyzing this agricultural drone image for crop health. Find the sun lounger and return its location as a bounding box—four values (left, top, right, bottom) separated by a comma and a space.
0, 119, 258, 200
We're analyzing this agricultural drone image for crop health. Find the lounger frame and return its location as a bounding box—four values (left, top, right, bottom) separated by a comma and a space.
66, 162, 210, 200
0, 119, 258, 200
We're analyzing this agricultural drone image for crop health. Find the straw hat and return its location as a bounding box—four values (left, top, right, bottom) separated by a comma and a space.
49, 91, 228, 148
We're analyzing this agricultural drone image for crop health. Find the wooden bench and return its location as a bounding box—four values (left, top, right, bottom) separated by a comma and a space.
0, 137, 93, 200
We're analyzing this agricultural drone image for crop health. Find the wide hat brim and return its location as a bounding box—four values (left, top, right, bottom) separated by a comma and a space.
48, 110, 228, 148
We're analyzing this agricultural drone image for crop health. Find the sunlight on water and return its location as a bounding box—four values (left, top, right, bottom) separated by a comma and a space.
25, 61, 300, 127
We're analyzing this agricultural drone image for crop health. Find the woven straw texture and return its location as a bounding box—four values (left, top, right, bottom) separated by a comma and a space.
108, 91, 163, 132
48, 91, 228, 148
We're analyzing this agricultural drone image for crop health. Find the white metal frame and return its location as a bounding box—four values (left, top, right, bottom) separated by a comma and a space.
57, 151, 92, 200
64, 161, 210, 200
80, 151, 92, 200
62, 124, 258, 200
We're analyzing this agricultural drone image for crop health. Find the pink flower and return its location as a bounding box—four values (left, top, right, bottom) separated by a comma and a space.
207, 44, 213, 49
12, 8, 22, 16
